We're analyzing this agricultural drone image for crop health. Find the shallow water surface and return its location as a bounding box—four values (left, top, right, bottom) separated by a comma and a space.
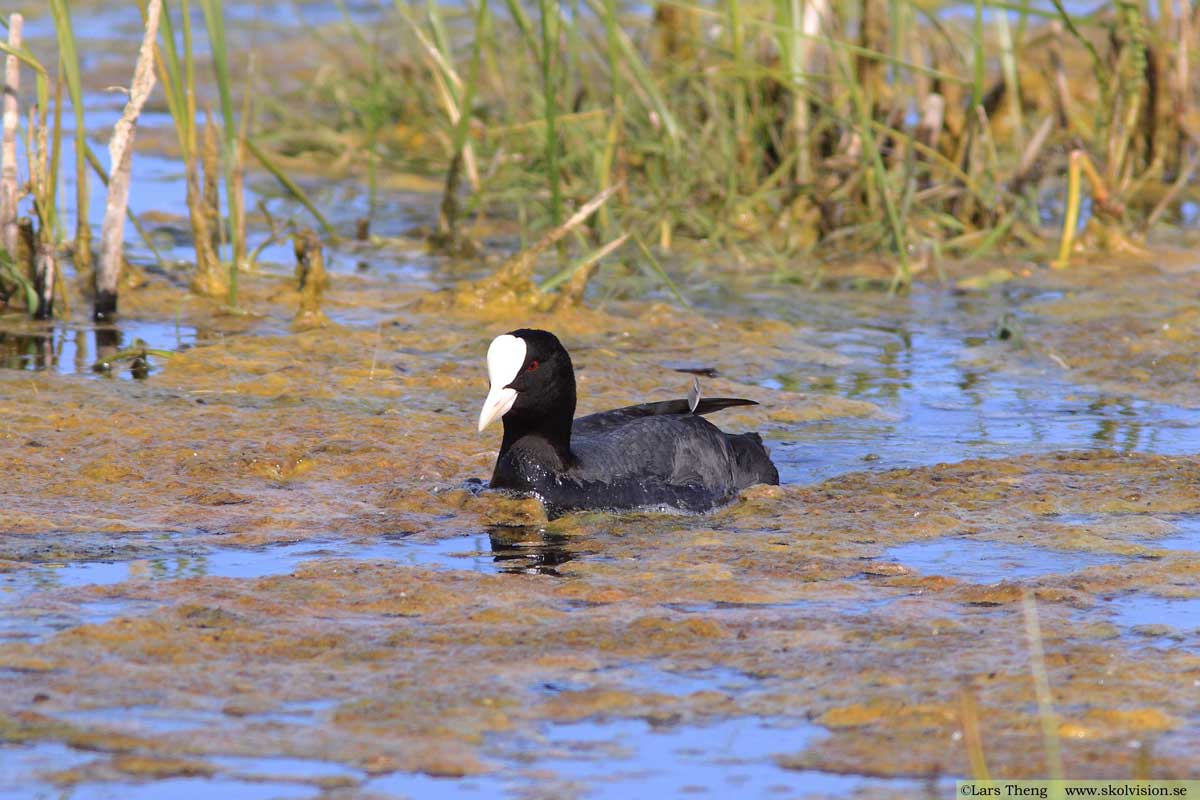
63, 779, 320, 800
0, 318, 196, 378
524, 718, 936, 800
1149, 515, 1200, 551
0, 531, 551, 607
884, 537, 1127, 583
366, 717, 947, 800
1103, 595, 1200, 638
765, 291, 1200, 483
0, 742, 95, 800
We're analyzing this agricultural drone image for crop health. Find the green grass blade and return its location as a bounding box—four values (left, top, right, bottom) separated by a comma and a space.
834, 40, 909, 284
537, 0, 562, 227
48, 0, 89, 269
579, 0, 681, 146
632, 232, 688, 307
971, 0, 984, 110
245, 138, 338, 240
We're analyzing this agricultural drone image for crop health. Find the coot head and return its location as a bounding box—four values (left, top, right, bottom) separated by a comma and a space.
478, 329, 577, 433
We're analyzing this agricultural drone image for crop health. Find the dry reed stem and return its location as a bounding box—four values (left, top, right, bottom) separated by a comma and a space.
917, 94, 944, 152
957, 687, 990, 780
1175, 0, 1190, 159
1021, 590, 1064, 780
185, 164, 224, 296
1014, 116, 1055, 184
494, 182, 622, 284
233, 71, 252, 272
409, 21, 479, 191
433, 149, 471, 253
1, 14, 21, 260
790, 0, 828, 185
96, 0, 162, 321
1048, 25, 1072, 130
554, 231, 630, 309
15, 216, 33, 276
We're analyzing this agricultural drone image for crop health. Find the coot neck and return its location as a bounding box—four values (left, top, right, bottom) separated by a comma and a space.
498, 396, 575, 468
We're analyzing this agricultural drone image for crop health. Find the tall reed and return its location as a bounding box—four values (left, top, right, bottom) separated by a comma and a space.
537, 0, 562, 228
198, 0, 242, 306
48, 0, 90, 281
141, 0, 225, 298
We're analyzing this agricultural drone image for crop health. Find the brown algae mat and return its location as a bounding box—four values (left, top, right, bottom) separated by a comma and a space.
2, 260, 1200, 796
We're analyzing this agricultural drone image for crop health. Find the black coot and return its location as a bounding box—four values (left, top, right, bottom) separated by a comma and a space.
478, 329, 779, 515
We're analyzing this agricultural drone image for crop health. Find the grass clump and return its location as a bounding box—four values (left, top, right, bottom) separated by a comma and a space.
264, 0, 1199, 289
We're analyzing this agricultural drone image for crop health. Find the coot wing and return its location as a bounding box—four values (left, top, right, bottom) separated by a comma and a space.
565, 413, 744, 510
574, 397, 759, 435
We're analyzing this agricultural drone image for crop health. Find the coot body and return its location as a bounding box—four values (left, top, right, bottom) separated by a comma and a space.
478, 329, 778, 516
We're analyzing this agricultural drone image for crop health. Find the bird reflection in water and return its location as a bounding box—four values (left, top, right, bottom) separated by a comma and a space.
486, 525, 578, 576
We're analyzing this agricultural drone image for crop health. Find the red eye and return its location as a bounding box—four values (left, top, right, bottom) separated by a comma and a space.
527, 360, 539, 371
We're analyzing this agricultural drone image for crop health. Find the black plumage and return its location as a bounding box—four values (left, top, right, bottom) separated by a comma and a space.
479, 329, 779, 516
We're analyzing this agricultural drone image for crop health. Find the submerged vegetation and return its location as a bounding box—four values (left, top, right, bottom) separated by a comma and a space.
0, 0, 1196, 312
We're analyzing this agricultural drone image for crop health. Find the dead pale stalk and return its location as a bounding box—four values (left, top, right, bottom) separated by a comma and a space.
787, 0, 827, 184
96, 0, 162, 320
1, 14, 21, 259
554, 231, 630, 309
957, 688, 991, 780
495, 183, 622, 284
1021, 590, 1064, 780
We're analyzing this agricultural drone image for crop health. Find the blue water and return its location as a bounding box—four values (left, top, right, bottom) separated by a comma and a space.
0, 528, 586, 650
755, 291, 1200, 485
884, 537, 1127, 583
1107, 595, 1200, 634
0, 742, 323, 800
0, 318, 196, 378
59, 779, 318, 800
0, 743, 96, 800
1149, 515, 1200, 552
1067, 590, 1200, 653
0, 715, 949, 800
367, 717, 949, 799
0, 534, 500, 602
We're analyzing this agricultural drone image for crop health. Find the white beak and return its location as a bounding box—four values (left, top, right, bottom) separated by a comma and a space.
478, 385, 518, 432
478, 334, 527, 433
